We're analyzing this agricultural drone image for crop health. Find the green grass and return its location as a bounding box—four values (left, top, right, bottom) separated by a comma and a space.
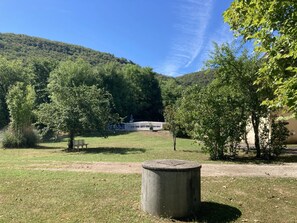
0, 131, 297, 222
0, 131, 211, 166
0, 168, 296, 223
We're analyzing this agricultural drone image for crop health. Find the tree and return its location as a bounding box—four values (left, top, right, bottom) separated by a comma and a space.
122, 64, 163, 121
36, 59, 114, 151
205, 43, 272, 158
3, 82, 36, 147
98, 63, 136, 119
224, 0, 297, 117
0, 56, 33, 128
164, 105, 180, 151
159, 78, 182, 108
179, 82, 246, 160
29, 58, 58, 105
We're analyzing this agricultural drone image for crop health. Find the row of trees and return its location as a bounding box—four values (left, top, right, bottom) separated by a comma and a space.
0, 57, 163, 150
165, 0, 296, 160
166, 43, 290, 160
1, 1, 295, 159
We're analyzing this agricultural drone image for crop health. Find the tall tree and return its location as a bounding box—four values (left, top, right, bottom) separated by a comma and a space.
36, 59, 114, 151
98, 63, 135, 119
224, 0, 297, 117
179, 82, 246, 160
164, 105, 180, 151
4, 82, 36, 147
122, 64, 163, 121
0, 56, 33, 127
7, 83, 35, 134
29, 58, 58, 105
206, 43, 271, 158
159, 78, 182, 108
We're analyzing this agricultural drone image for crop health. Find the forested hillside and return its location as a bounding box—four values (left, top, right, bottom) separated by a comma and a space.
0, 33, 133, 65
0, 33, 212, 133
176, 70, 214, 87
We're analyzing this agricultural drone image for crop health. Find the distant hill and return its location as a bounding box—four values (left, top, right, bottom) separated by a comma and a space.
0, 33, 212, 87
0, 33, 133, 65
176, 70, 214, 87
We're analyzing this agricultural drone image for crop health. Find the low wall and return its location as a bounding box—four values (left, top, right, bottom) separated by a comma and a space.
112, 121, 164, 131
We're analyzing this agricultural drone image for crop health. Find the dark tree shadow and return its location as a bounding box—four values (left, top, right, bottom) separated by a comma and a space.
34, 145, 63, 150
176, 202, 241, 223
80, 131, 132, 137
76, 147, 146, 155
33, 145, 146, 155
221, 147, 297, 164
182, 150, 203, 154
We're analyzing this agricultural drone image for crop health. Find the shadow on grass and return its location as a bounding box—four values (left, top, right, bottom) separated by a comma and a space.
77, 147, 146, 155
182, 150, 203, 153
80, 130, 132, 137
34, 145, 64, 150
176, 202, 241, 223
222, 147, 297, 164
226, 155, 297, 164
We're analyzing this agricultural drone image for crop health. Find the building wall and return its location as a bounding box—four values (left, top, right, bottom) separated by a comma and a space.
286, 117, 297, 143
245, 114, 297, 145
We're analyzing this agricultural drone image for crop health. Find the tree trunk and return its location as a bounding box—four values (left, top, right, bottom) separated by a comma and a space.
251, 113, 261, 158
244, 131, 250, 154
68, 131, 75, 151
173, 134, 176, 151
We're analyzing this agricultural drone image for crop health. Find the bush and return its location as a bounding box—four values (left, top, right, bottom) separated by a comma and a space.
2, 126, 38, 148
260, 120, 290, 159
270, 120, 290, 157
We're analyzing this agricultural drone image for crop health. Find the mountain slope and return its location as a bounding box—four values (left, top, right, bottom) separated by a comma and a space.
0, 33, 133, 65
176, 70, 214, 87
0, 33, 212, 87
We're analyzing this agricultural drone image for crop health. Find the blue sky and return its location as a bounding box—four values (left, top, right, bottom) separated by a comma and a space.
0, 0, 234, 76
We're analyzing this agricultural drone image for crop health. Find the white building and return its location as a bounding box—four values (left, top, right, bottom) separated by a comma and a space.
112, 121, 164, 131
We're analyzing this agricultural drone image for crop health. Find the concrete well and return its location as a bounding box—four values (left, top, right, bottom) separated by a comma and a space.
141, 159, 201, 218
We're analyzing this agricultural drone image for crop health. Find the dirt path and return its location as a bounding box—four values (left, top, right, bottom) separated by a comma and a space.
30, 162, 297, 178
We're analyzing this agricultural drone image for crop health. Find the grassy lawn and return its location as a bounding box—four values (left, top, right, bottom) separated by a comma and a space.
0, 131, 296, 222
0, 131, 211, 166
0, 168, 296, 223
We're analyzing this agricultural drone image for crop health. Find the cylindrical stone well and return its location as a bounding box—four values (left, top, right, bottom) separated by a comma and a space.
141, 159, 201, 218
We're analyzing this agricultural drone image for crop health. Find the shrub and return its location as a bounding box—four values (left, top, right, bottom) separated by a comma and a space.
2, 126, 38, 148
260, 119, 290, 159
270, 120, 290, 157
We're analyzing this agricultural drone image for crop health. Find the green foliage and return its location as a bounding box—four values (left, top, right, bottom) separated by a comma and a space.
7, 83, 36, 132
0, 33, 133, 65
3, 82, 37, 148
163, 105, 180, 150
122, 64, 163, 121
178, 43, 274, 160
2, 126, 38, 148
206, 42, 271, 158
158, 78, 182, 108
224, 0, 297, 117
270, 120, 290, 157
36, 59, 114, 150
260, 119, 290, 159
0, 56, 34, 127
179, 82, 246, 160
29, 58, 58, 104
176, 70, 214, 87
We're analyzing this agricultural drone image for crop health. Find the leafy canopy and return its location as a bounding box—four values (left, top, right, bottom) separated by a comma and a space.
224, 0, 297, 116
36, 59, 113, 150
0, 56, 34, 127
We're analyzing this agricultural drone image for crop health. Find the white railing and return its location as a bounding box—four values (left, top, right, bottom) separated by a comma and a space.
112, 121, 164, 131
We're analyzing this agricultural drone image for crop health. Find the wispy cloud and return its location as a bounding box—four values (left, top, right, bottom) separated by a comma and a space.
158, 0, 214, 76
194, 23, 234, 71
